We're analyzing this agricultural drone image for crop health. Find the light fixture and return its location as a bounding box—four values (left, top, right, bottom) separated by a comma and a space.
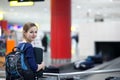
0, 11, 4, 20
9, 1, 34, 6
8, 0, 44, 2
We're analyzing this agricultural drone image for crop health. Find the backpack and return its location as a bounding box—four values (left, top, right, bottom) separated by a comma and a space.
5, 43, 31, 79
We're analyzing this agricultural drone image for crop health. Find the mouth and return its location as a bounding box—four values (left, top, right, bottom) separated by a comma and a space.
31, 37, 35, 40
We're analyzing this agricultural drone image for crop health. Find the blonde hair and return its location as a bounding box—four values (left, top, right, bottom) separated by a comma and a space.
23, 22, 38, 39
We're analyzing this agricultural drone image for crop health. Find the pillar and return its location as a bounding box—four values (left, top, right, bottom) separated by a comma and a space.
51, 0, 71, 65
0, 20, 8, 31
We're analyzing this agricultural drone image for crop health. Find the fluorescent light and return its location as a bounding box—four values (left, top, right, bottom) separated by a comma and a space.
0, 11, 4, 20
9, 1, 34, 6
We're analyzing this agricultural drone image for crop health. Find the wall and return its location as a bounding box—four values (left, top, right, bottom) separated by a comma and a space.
78, 22, 120, 59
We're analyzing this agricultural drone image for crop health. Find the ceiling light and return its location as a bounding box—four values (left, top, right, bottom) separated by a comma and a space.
9, 1, 34, 6
0, 11, 4, 20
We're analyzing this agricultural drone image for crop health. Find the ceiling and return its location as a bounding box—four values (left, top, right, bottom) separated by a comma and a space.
0, 0, 120, 31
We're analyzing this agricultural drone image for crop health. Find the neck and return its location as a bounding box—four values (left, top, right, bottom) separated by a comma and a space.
22, 39, 31, 43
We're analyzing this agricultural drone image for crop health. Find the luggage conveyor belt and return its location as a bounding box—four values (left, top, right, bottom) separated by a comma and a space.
43, 57, 120, 80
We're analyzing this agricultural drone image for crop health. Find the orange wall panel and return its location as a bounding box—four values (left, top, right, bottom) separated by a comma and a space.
6, 39, 15, 55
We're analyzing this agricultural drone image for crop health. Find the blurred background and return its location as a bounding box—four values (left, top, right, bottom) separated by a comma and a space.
0, 0, 120, 80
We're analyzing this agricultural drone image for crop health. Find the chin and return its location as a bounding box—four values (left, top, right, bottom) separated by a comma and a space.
31, 39, 35, 41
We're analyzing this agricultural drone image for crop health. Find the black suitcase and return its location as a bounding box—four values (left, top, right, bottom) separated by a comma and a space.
105, 77, 120, 80
34, 47, 44, 78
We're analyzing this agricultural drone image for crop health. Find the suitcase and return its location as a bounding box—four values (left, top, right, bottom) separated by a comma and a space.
105, 77, 120, 80
34, 47, 44, 78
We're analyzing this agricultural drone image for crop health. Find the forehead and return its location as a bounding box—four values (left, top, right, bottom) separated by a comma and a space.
28, 26, 38, 31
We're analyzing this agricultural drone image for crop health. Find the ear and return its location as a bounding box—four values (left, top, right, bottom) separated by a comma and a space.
23, 31, 26, 33
23, 31, 26, 36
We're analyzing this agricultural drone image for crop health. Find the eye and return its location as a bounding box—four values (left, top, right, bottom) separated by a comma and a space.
35, 31, 37, 33
30, 31, 33, 33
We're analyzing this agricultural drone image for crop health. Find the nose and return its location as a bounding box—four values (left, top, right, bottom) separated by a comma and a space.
33, 32, 37, 36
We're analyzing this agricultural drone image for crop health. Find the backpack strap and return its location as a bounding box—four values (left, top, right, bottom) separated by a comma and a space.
20, 43, 26, 51
19, 43, 28, 70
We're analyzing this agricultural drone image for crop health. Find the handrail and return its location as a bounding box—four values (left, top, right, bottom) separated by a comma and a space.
43, 68, 120, 80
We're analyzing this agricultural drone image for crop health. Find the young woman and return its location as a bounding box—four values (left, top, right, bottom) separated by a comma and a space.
17, 22, 45, 80
19, 22, 45, 80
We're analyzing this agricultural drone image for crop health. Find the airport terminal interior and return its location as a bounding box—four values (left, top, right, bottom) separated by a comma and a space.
0, 0, 120, 80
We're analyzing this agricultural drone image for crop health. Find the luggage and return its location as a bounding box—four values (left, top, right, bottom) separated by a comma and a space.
74, 59, 94, 70
34, 47, 44, 78
105, 76, 120, 80
74, 54, 103, 70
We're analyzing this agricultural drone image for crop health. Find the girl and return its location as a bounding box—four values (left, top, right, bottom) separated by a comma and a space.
17, 22, 45, 80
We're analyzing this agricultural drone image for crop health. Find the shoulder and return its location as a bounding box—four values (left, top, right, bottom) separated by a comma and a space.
18, 42, 33, 50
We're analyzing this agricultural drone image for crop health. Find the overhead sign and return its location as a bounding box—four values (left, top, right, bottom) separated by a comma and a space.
8, 0, 44, 2
9, 1, 34, 6
8, 0, 44, 6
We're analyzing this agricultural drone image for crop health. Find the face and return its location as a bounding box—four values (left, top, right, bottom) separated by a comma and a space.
24, 26, 38, 42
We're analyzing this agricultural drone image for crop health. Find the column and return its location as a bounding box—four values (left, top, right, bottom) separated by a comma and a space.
51, 0, 71, 65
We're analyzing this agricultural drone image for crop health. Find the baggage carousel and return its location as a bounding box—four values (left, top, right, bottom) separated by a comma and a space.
43, 57, 120, 80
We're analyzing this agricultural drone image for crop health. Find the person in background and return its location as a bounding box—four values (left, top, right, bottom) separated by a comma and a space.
8, 30, 18, 45
16, 22, 45, 80
41, 33, 48, 52
0, 29, 8, 39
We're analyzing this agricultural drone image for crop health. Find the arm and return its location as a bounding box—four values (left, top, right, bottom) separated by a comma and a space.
25, 44, 45, 72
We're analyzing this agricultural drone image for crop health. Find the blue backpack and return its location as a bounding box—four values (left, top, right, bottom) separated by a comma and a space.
5, 43, 31, 79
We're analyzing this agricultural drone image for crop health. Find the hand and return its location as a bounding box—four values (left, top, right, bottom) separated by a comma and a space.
41, 62, 45, 70
37, 62, 45, 71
